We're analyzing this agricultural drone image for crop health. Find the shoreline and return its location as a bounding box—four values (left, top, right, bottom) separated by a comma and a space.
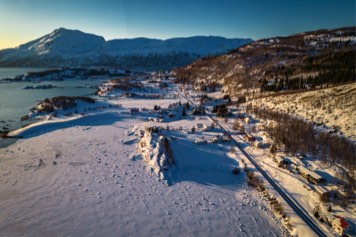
7, 114, 83, 138
0, 115, 84, 149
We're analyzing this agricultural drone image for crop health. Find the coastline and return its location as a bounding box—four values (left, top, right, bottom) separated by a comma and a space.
7, 115, 83, 138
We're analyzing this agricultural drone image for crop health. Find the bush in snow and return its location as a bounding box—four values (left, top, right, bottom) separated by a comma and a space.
182, 107, 186, 116
139, 128, 175, 182
230, 146, 236, 153
210, 122, 215, 129
232, 167, 240, 175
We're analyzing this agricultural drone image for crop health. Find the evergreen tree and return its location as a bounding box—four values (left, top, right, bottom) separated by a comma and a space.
182, 107, 186, 116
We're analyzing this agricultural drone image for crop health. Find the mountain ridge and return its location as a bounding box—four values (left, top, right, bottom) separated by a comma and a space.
0, 28, 252, 70
174, 26, 356, 95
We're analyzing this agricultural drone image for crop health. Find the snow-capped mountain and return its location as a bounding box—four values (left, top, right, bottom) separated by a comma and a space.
0, 28, 252, 69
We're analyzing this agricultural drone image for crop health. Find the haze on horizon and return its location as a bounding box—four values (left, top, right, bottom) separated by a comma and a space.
0, 0, 355, 50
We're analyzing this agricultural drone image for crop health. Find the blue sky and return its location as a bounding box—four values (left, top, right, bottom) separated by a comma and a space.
0, 0, 355, 49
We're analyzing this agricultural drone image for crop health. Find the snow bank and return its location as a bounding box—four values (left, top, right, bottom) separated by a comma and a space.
139, 127, 174, 183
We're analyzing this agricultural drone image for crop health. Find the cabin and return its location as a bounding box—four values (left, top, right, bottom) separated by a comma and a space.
245, 133, 256, 142
176, 126, 183, 131
287, 157, 302, 166
273, 156, 286, 167
130, 108, 139, 113
332, 216, 352, 236
201, 124, 209, 132
297, 166, 325, 184
290, 163, 299, 173
210, 135, 224, 143
194, 138, 207, 145
192, 106, 205, 115
244, 117, 251, 124
253, 141, 263, 148
196, 123, 204, 129
314, 185, 328, 196
257, 125, 265, 131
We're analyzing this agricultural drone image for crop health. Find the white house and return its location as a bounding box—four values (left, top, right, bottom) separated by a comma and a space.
332, 215, 351, 236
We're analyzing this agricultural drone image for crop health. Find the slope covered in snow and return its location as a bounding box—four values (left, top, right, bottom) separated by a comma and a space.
250, 83, 356, 140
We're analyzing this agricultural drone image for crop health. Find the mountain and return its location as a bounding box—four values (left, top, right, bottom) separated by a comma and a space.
175, 26, 356, 95
0, 28, 252, 70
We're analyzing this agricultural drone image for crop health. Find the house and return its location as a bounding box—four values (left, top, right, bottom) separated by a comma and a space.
209, 135, 223, 143
130, 108, 139, 113
244, 117, 251, 124
245, 133, 256, 142
194, 138, 207, 145
290, 163, 299, 173
332, 215, 351, 236
273, 156, 286, 166
201, 124, 209, 132
287, 157, 302, 166
297, 166, 325, 184
314, 185, 328, 196
192, 106, 205, 115
253, 141, 264, 148
176, 126, 183, 131
258, 125, 265, 131
196, 123, 204, 129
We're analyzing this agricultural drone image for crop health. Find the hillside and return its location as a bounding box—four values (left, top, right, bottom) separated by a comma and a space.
0, 28, 252, 70
175, 26, 356, 95
249, 83, 356, 140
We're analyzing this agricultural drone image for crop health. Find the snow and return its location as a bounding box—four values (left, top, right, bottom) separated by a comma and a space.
0, 96, 284, 237
251, 83, 356, 140
103, 36, 252, 56
12, 28, 105, 59
221, 108, 355, 237
5, 72, 352, 237
0, 28, 252, 66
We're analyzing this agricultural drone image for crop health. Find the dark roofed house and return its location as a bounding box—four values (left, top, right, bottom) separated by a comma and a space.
130, 108, 139, 113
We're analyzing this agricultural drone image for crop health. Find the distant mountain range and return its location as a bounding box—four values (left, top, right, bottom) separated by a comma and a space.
0, 28, 252, 70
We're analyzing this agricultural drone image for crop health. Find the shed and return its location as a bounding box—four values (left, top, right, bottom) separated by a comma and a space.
130, 107, 139, 113
297, 166, 324, 184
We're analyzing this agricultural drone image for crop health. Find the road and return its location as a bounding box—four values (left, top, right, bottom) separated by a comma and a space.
177, 89, 328, 237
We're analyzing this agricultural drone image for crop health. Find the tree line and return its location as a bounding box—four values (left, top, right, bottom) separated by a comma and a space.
260, 50, 356, 93
246, 105, 356, 193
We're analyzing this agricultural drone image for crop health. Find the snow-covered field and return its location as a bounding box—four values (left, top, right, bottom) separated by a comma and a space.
0, 99, 285, 236
4, 74, 353, 237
